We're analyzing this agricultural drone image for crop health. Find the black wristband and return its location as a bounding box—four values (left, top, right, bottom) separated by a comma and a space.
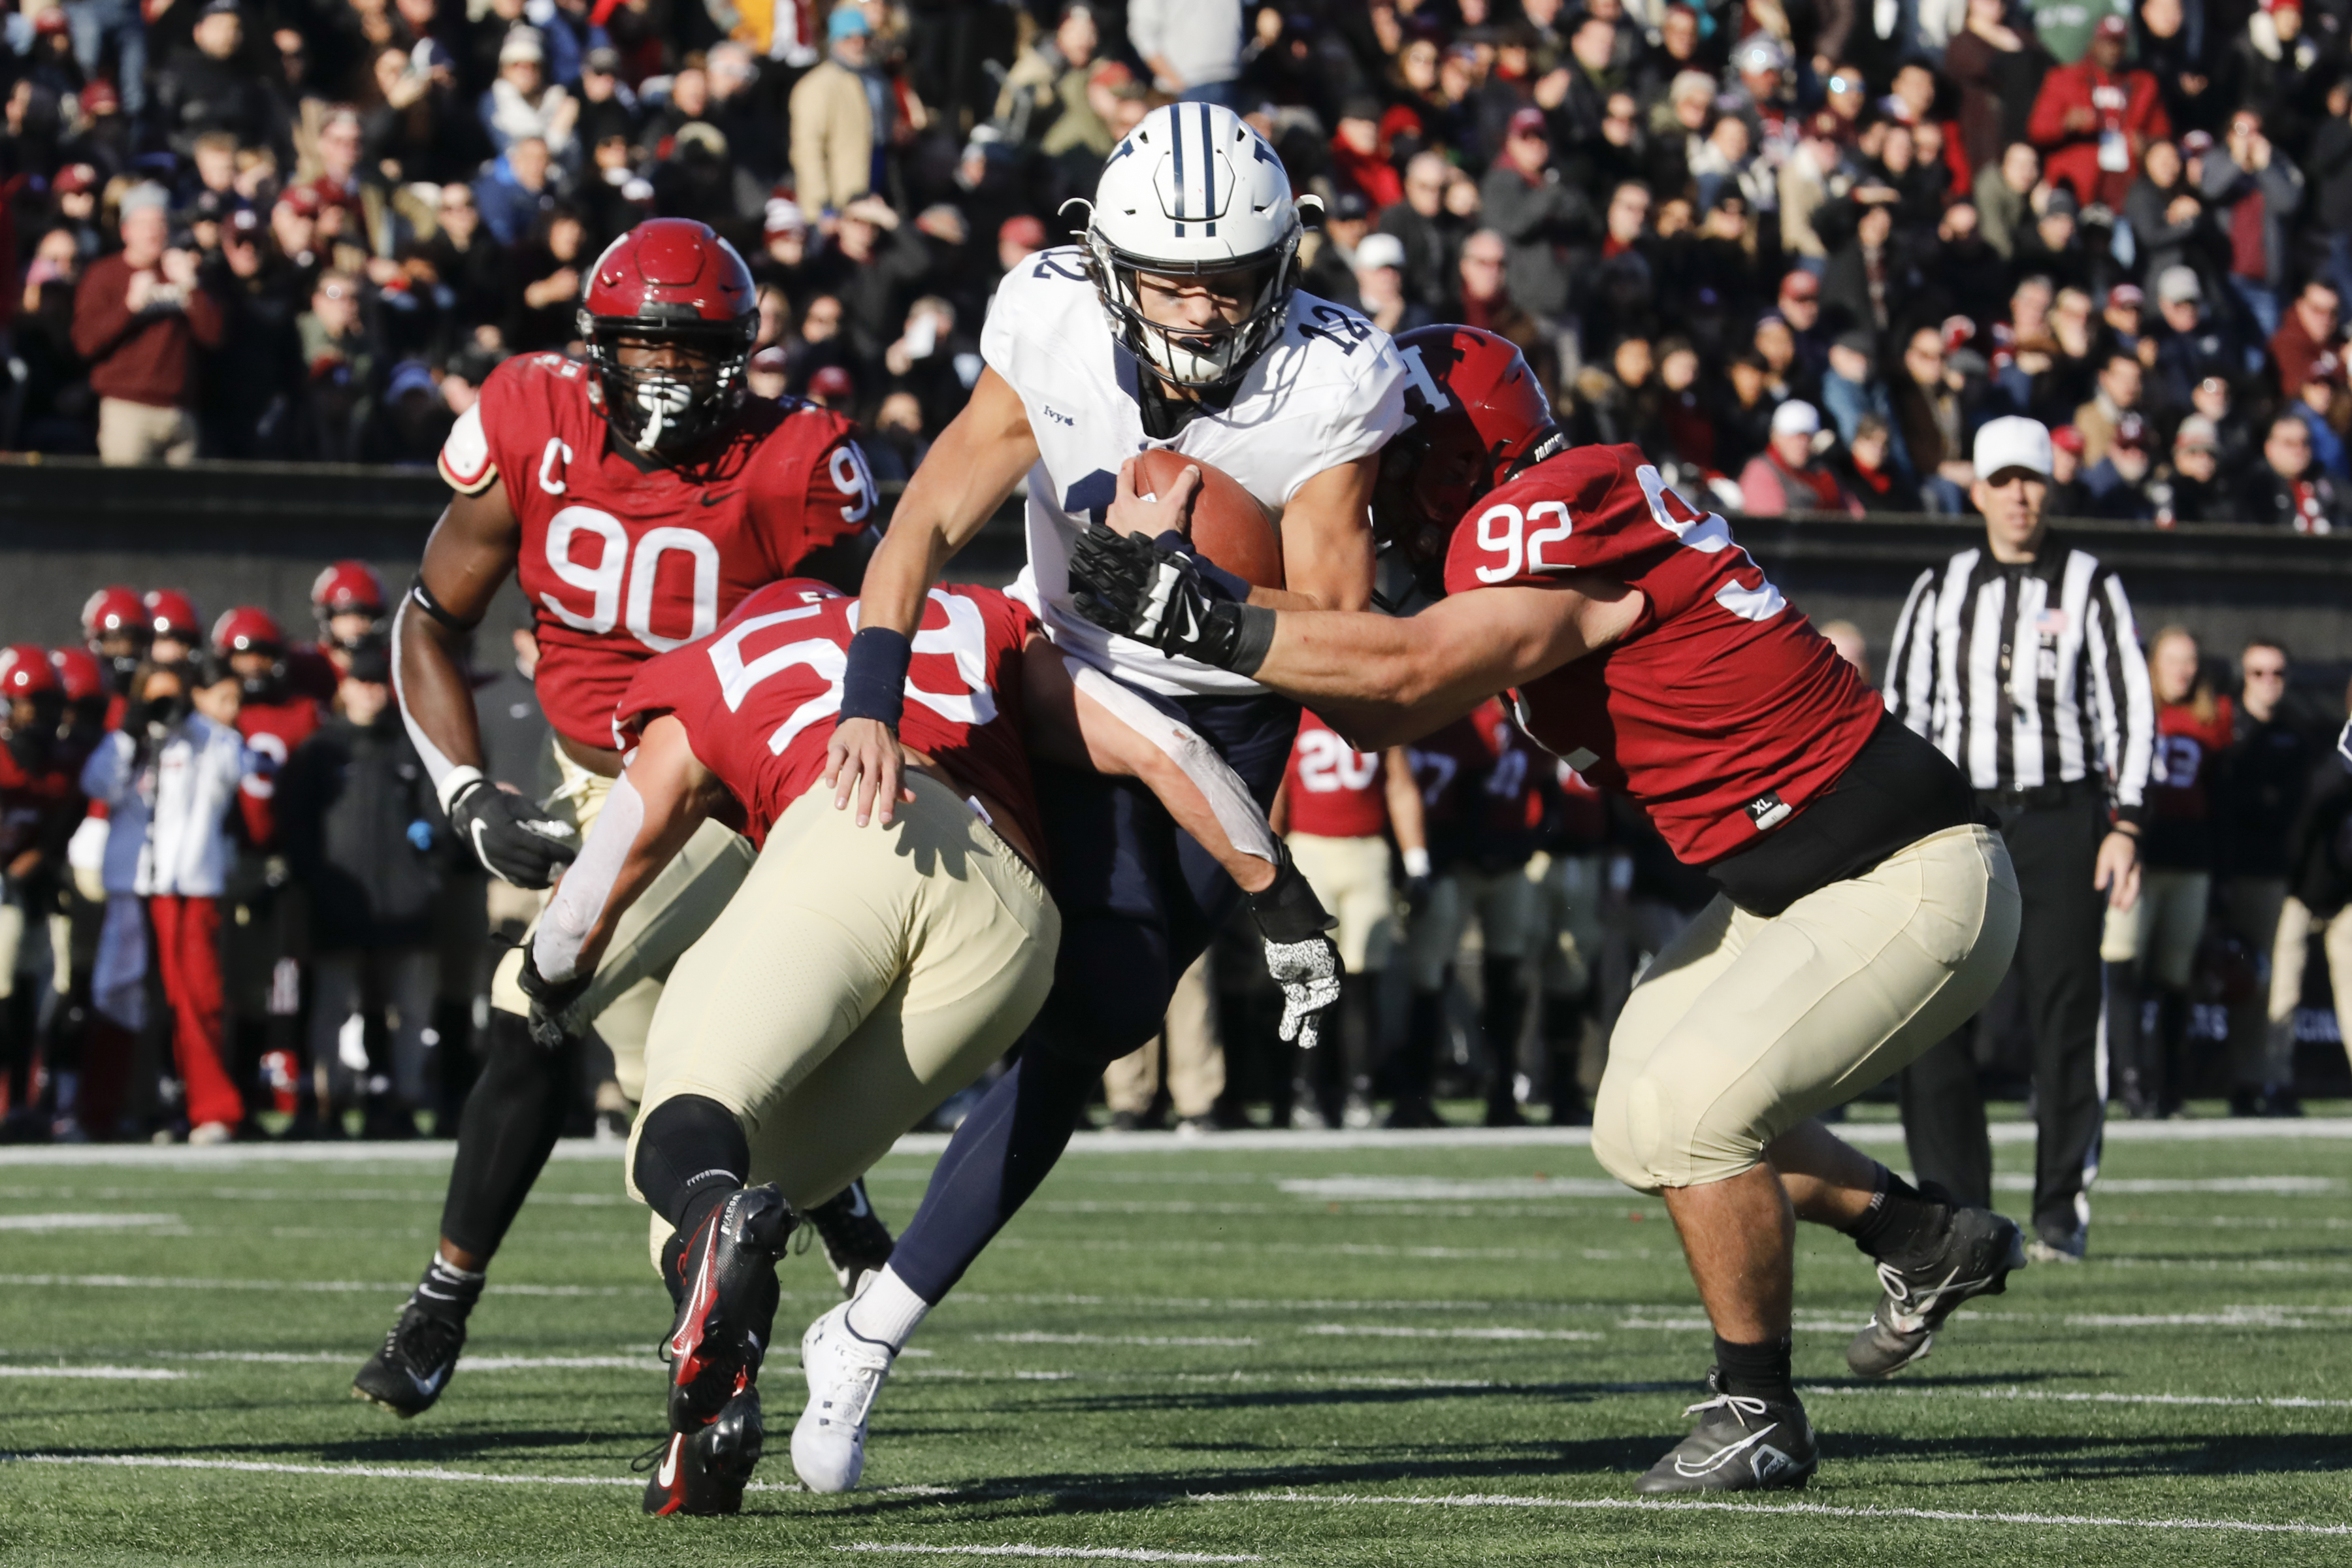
840, 627, 913, 728
1226, 604, 1277, 678
408, 577, 483, 633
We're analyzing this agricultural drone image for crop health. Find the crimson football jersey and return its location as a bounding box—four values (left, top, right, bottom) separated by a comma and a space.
1283, 711, 1390, 840
235, 695, 323, 848
1444, 445, 1882, 866
616, 580, 1045, 854
439, 352, 877, 751
0, 742, 81, 868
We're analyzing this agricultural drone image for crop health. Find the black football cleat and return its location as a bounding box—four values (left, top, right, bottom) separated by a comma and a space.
642, 1386, 764, 1516
352, 1298, 466, 1418
806, 1177, 894, 1298
1847, 1203, 2028, 1379
1636, 1372, 1818, 1494
663, 1184, 795, 1431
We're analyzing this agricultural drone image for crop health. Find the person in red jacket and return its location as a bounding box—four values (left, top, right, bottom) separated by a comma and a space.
69, 184, 223, 466
2027, 16, 2170, 210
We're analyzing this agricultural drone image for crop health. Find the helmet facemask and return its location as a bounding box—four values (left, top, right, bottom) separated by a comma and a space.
580, 312, 757, 452
1083, 228, 1300, 394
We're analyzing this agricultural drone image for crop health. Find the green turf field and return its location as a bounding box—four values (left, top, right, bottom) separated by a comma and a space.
3, 1114, 2348, 1566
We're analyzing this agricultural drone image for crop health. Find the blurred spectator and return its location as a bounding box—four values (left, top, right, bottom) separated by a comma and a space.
1352, 233, 1429, 335
2271, 276, 2341, 398
1948, 0, 2040, 178
791, 7, 883, 218
2205, 108, 2304, 336
72, 185, 223, 466
2224, 638, 2317, 1114
474, 135, 557, 248
2240, 413, 2343, 531
2085, 413, 2159, 518
1378, 151, 1468, 314
154, 0, 278, 157
2150, 414, 2234, 523
996, 3, 1100, 148
2075, 348, 2146, 465
1821, 328, 1898, 450
1480, 107, 1587, 333
1834, 413, 1926, 512
79, 654, 259, 1142
2029, 15, 2168, 210
278, 640, 446, 1134
1740, 400, 1863, 515
1131, 0, 1243, 107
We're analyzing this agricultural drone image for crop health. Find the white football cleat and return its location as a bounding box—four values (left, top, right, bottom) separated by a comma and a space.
791, 1299, 894, 1492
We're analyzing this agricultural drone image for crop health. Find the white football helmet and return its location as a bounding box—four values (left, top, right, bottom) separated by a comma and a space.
1081, 102, 1307, 393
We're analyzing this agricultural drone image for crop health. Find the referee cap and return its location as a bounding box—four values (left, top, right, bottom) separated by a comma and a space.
1974, 416, 2053, 481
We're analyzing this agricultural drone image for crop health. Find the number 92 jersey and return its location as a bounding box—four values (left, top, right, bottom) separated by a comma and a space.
437, 351, 879, 752
982, 247, 1407, 698
1445, 444, 1884, 867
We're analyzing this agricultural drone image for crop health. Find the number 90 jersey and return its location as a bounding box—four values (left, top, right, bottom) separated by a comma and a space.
615, 580, 1045, 854
438, 352, 878, 752
1445, 444, 1884, 867
981, 247, 1407, 698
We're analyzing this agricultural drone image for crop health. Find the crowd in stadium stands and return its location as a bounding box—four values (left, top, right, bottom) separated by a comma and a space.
7, 0, 2352, 521
1, 568, 2345, 1145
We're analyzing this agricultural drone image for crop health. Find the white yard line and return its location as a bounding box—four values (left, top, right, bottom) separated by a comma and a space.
0, 1366, 186, 1380
837, 1548, 1258, 1563
976, 1334, 1260, 1348
1189, 1489, 2352, 1535
0, 1273, 639, 1297
0, 1212, 180, 1230
1299, 1325, 1604, 1342
1807, 1385, 2352, 1411
4, 1118, 2349, 1168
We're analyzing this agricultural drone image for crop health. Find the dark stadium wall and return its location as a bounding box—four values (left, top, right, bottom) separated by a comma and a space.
5, 461, 2349, 689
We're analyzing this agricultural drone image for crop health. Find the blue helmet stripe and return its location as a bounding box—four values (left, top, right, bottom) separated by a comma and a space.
1200, 103, 1216, 218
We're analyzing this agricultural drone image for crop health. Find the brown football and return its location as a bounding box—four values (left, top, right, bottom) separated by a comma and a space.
1132, 448, 1285, 591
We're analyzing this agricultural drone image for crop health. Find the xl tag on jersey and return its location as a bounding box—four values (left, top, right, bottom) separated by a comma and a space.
1746, 791, 1792, 831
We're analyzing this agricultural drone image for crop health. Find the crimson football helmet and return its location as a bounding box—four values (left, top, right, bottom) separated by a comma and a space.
1374, 325, 1565, 593
82, 585, 148, 648
144, 589, 204, 647
213, 606, 286, 655
50, 647, 107, 705
0, 643, 60, 700
313, 559, 387, 630
578, 218, 759, 452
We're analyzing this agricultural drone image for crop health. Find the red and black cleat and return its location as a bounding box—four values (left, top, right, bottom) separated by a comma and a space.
662, 1184, 794, 1433
641, 1386, 765, 1516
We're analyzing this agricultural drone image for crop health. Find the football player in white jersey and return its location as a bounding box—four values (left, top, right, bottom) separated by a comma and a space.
791, 102, 1408, 1492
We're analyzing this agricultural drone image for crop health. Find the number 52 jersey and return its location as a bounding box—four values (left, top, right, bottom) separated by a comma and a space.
1445, 444, 1884, 867
437, 351, 879, 752
615, 580, 1047, 855
982, 247, 1407, 698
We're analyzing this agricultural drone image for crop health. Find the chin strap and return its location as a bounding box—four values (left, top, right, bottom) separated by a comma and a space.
1501, 423, 1572, 483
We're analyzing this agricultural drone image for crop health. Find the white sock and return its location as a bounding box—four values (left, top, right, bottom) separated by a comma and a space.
844, 1264, 930, 1351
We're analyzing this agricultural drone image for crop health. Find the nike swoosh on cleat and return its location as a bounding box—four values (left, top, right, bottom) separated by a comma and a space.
1674, 1422, 1784, 1477
657, 1437, 680, 1488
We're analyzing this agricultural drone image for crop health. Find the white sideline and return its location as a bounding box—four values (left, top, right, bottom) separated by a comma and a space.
0, 1367, 185, 1380
1190, 1490, 2352, 1536
1806, 1386, 2352, 1411
838, 1549, 1259, 1563
3, 1118, 2350, 1166
5, 1454, 2340, 1538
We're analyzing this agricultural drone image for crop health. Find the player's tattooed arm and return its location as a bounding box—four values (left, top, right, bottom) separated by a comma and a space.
829, 366, 1039, 828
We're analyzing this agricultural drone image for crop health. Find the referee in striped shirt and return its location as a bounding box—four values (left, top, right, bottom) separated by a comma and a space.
1884, 416, 2154, 1264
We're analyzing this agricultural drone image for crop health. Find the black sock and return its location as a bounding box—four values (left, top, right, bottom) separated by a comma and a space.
632, 1094, 750, 1228
438, 1009, 576, 1261
1714, 1334, 1795, 1404
413, 1253, 485, 1325
1848, 1164, 1952, 1267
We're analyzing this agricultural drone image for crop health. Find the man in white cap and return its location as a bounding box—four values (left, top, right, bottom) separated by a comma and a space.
1884, 414, 2153, 1264
1739, 399, 1861, 515
1351, 232, 1428, 335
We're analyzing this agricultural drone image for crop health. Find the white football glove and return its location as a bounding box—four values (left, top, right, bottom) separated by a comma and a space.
1264, 932, 1343, 1049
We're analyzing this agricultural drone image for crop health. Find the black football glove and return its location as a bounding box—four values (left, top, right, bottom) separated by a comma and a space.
515, 943, 593, 1051
1249, 846, 1343, 1051
449, 777, 578, 889
1069, 523, 1256, 670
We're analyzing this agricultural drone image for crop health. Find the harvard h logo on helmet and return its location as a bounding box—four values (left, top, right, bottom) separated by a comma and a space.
578, 218, 759, 452
1081, 103, 1307, 393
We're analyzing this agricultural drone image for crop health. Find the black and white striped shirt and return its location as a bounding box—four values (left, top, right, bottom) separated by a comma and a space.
1884, 543, 2154, 821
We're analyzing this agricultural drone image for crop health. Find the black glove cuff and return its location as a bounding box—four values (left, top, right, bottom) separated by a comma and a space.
1225, 604, 1277, 678
840, 627, 912, 729
1250, 847, 1337, 943
1152, 531, 1251, 604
